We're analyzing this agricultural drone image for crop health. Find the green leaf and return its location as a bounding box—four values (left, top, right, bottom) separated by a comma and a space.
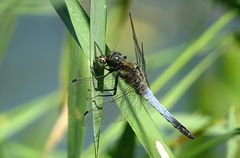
50, 1, 91, 157
0, 91, 60, 142
112, 79, 174, 157
50, 0, 90, 55
151, 9, 238, 94
161, 35, 233, 108
49, 0, 80, 45
65, 0, 90, 55
226, 107, 240, 158
66, 33, 90, 158
106, 0, 131, 48
80, 122, 125, 158
0, 0, 23, 62
177, 129, 240, 158
2, 142, 66, 158
109, 123, 136, 158
90, 0, 107, 157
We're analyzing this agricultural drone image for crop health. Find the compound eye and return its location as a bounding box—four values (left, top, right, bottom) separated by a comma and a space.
98, 56, 106, 63
114, 56, 119, 61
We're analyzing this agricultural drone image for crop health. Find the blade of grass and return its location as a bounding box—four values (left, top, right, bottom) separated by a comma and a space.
227, 106, 240, 158
127, 102, 174, 157
0, 0, 27, 62
109, 123, 136, 158
50, 1, 91, 157
90, 0, 107, 157
41, 32, 86, 158
151, 9, 238, 94
42, 100, 68, 157
81, 122, 125, 158
49, 0, 80, 45
65, 0, 90, 55
67, 32, 90, 158
146, 43, 187, 71
115, 81, 174, 157
161, 34, 234, 108
106, 0, 131, 48
3, 142, 42, 158
0, 91, 60, 142
16, 1, 53, 16
2, 142, 66, 158
0, 14, 15, 62
51, 0, 90, 55
148, 35, 235, 143
178, 129, 240, 158
167, 108, 229, 147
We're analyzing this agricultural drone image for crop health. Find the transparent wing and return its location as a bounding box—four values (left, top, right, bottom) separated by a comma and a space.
68, 73, 143, 126
68, 77, 91, 99
68, 75, 115, 98
68, 69, 134, 99
84, 84, 143, 127
129, 13, 150, 86
112, 79, 143, 119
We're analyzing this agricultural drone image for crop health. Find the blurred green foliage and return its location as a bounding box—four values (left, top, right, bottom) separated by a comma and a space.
0, 0, 240, 158
215, 0, 240, 11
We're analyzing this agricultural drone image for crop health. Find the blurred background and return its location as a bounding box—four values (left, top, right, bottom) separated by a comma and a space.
0, 0, 240, 158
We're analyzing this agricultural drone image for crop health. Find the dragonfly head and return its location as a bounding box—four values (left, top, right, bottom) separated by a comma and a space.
96, 51, 127, 67
97, 55, 107, 64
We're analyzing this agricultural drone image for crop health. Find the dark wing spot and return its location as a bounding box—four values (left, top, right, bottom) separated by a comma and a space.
72, 79, 77, 82
84, 111, 89, 116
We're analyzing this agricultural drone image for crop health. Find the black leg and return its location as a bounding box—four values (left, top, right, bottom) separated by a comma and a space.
91, 66, 116, 91
92, 100, 103, 110
93, 74, 119, 98
83, 100, 103, 117
92, 41, 119, 96
94, 41, 104, 56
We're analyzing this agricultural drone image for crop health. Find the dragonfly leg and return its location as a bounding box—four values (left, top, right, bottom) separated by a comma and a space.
94, 41, 104, 56
83, 100, 103, 117
93, 74, 119, 98
92, 99, 103, 110
91, 67, 116, 91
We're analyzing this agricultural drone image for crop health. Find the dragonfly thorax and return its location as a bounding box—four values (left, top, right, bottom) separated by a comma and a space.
105, 51, 127, 67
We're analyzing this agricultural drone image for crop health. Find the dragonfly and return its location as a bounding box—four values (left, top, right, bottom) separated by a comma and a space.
70, 13, 194, 139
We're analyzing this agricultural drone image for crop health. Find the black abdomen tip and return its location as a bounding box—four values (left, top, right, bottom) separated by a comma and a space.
188, 133, 195, 139
72, 79, 77, 82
